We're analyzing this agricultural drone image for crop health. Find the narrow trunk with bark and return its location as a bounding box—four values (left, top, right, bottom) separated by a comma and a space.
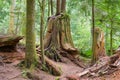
110, 20, 113, 55
40, 0, 45, 65
92, 0, 96, 64
61, 0, 66, 13
50, 0, 53, 15
8, 0, 16, 35
56, 0, 61, 15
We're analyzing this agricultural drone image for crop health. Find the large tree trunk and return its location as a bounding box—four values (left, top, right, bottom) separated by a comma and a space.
43, 0, 84, 68
39, 0, 84, 76
25, 0, 38, 68
44, 13, 83, 67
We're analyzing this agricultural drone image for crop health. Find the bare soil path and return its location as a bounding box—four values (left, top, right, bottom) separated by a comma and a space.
0, 51, 120, 80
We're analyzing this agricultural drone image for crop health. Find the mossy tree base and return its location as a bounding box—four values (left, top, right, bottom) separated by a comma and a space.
44, 13, 81, 63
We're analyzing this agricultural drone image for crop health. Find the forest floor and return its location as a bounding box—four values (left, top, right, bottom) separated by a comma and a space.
0, 49, 120, 80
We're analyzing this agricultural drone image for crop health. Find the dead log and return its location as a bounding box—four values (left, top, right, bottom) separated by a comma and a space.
0, 35, 23, 52
67, 47, 120, 78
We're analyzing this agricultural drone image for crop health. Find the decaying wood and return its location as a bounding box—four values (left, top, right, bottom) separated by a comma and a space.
67, 47, 120, 79
0, 35, 23, 47
0, 35, 23, 52
92, 27, 106, 64
0, 35, 24, 63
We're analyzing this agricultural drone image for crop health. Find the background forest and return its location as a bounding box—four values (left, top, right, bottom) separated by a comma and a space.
0, 0, 120, 58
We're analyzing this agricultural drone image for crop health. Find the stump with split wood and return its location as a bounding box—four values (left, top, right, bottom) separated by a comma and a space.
44, 14, 84, 67
38, 14, 85, 76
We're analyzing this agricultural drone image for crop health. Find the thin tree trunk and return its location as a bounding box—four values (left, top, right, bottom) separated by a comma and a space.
92, 0, 96, 64
50, 0, 53, 15
56, 0, 61, 15
8, 0, 16, 35
105, 25, 108, 50
40, 0, 45, 65
61, 0, 66, 13
110, 20, 113, 55
48, 0, 50, 16
25, 0, 37, 68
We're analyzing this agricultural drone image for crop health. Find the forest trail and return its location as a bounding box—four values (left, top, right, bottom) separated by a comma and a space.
0, 50, 120, 80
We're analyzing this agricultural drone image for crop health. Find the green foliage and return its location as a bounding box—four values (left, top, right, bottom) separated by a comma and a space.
0, 0, 120, 58
21, 69, 28, 78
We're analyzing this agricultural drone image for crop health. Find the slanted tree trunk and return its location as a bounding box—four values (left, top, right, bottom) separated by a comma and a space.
25, 0, 38, 68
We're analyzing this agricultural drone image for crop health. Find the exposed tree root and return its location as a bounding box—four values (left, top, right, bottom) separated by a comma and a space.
38, 53, 62, 76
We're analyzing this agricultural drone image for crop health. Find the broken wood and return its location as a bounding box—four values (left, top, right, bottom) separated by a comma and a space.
92, 27, 106, 64
0, 35, 23, 52
67, 47, 120, 78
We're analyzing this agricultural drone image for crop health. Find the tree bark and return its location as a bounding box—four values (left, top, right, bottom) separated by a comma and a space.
92, 0, 96, 64
110, 20, 113, 55
56, 0, 61, 15
40, 0, 45, 66
61, 0, 66, 13
25, 0, 38, 68
50, 0, 53, 15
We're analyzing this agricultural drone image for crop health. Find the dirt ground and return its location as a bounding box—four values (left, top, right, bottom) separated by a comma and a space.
0, 50, 120, 80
